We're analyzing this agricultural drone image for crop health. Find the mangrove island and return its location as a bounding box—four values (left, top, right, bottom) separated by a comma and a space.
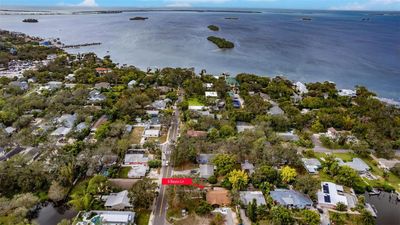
22, 18, 38, 23
207, 36, 234, 49
208, 25, 220, 31
130, 16, 148, 21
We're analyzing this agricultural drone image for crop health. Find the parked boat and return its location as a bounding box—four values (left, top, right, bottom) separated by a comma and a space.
369, 188, 381, 195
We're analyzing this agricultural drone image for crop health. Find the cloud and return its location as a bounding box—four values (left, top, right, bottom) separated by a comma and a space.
78, 0, 98, 7
331, 0, 400, 10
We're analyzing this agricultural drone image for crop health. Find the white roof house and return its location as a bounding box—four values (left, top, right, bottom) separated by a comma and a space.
240, 191, 266, 206
337, 158, 370, 174
127, 164, 149, 178
338, 89, 356, 97
65, 73, 75, 82
104, 190, 133, 210
302, 158, 322, 174
4, 126, 16, 135
124, 153, 149, 165
127, 80, 137, 88
81, 211, 135, 225
277, 131, 299, 141
200, 164, 214, 178
57, 114, 77, 128
294, 81, 308, 94
188, 105, 205, 111
317, 182, 348, 208
47, 81, 63, 90
236, 122, 255, 133
241, 160, 255, 174
144, 129, 160, 137
50, 127, 72, 136
205, 91, 218, 97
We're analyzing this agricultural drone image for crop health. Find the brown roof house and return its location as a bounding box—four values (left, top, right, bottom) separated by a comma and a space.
206, 188, 231, 207
187, 130, 207, 138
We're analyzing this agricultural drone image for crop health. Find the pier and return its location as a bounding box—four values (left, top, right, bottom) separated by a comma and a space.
62, 42, 101, 49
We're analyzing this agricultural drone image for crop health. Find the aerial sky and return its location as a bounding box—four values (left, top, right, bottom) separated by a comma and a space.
1, 0, 400, 10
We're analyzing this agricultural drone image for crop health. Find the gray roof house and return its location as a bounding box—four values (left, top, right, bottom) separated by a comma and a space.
200, 164, 214, 178
337, 158, 370, 174
270, 189, 313, 209
268, 105, 284, 115
240, 191, 266, 206
241, 160, 255, 174
4, 126, 16, 135
104, 190, 133, 210
57, 114, 77, 128
302, 158, 322, 174
127, 164, 149, 178
197, 154, 216, 164
277, 131, 299, 141
95, 82, 111, 89
124, 152, 149, 165
9, 81, 28, 90
236, 122, 255, 133
88, 90, 106, 102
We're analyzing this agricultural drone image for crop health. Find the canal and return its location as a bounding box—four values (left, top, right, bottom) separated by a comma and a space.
365, 192, 400, 225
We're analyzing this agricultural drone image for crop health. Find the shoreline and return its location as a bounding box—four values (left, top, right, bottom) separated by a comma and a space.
1, 28, 399, 103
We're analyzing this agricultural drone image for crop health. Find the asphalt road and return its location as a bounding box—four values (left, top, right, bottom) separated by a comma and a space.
153, 99, 180, 225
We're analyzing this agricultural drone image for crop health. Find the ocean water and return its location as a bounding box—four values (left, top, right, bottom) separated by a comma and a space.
0, 8, 399, 98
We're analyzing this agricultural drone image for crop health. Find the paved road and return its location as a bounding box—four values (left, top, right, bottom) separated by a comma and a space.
153, 99, 181, 225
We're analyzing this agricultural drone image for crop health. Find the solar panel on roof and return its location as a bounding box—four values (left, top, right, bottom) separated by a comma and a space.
324, 195, 331, 203
323, 184, 329, 193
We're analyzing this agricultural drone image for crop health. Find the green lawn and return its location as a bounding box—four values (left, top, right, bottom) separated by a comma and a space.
188, 98, 204, 106
314, 152, 356, 162
136, 210, 151, 225
118, 167, 131, 178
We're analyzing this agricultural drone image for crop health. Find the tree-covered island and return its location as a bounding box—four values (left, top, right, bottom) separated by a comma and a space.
207, 25, 219, 31
207, 36, 234, 49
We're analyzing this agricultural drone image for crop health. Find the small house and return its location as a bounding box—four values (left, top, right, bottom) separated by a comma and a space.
205, 91, 218, 98
104, 190, 133, 210
302, 158, 322, 174
236, 122, 255, 133
241, 160, 255, 174
270, 189, 313, 209
317, 182, 348, 208
199, 164, 214, 178
337, 158, 370, 174
240, 191, 266, 206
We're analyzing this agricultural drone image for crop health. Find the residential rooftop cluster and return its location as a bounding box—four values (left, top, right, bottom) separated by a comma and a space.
0, 29, 399, 225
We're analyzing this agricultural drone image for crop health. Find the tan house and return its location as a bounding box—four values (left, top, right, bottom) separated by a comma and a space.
206, 189, 231, 207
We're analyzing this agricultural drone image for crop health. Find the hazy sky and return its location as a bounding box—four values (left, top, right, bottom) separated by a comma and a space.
1, 0, 400, 10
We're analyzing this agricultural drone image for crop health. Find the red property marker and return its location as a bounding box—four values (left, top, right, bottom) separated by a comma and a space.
162, 178, 193, 185
162, 178, 204, 189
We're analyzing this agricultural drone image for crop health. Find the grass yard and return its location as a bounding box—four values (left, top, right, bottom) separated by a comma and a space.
314, 152, 400, 191
130, 127, 144, 144
314, 152, 356, 162
188, 98, 204, 106
118, 167, 131, 178
136, 210, 151, 225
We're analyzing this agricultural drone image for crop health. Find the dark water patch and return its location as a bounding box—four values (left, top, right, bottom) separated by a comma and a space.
365, 192, 400, 225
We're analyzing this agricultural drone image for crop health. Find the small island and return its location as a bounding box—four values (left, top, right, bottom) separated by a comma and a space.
130, 17, 148, 21
302, 17, 312, 21
225, 17, 239, 20
207, 36, 234, 49
22, 18, 38, 23
208, 25, 219, 31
